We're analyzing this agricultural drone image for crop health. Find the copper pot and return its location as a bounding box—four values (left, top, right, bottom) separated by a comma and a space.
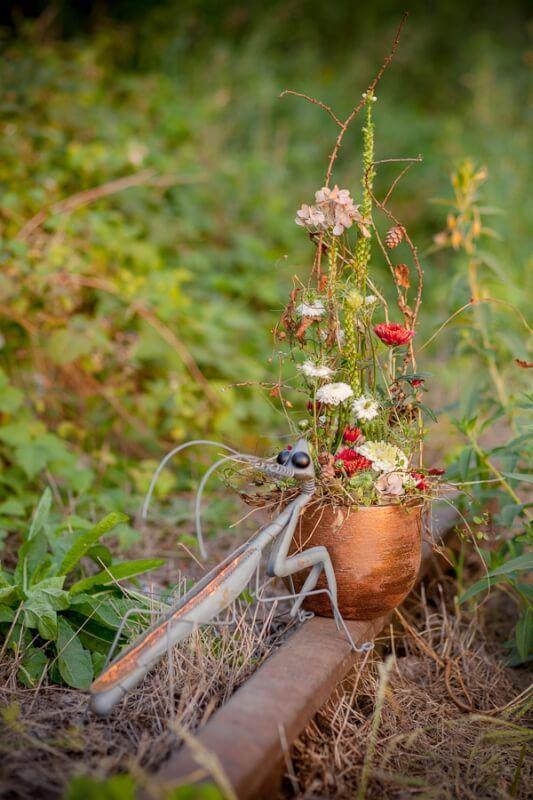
288, 502, 425, 620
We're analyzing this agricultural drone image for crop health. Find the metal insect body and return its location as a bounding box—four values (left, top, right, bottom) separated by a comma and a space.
90, 439, 366, 716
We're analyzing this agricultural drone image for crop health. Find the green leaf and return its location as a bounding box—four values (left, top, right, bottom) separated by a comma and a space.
457, 447, 473, 481
14, 530, 48, 591
69, 593, 123, 629
47, 329, 93, 365
0, 604, 15, 622
18, 647, 48, 688
64, 774, 136, 800
27, 577, 69, 609
0, 584, 18, 604
459, 576, 496, 604
86, 544, 113, 568
418, 403, 438, 423
488, 553, 533, 576
69, 558, 164, 594
515, 607, 533, 662
459, 553, 533, 604
0, 386, 23, 413
91, 651, 107, 677
23, 597, 58, 640
59, 512, 129, 575
0, 422, 34, 447
14, 442, 50, 480
502, 472, 533, 485
28, 488, 52, 540
56, 617, 93, 689
0, 498, 26, 517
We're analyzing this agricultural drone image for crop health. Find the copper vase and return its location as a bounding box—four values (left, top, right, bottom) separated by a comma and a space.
288, 502, 425, 620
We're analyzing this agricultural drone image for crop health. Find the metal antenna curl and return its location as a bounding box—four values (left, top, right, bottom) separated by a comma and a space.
142, 439, 265, 560
142, 439, 240, 520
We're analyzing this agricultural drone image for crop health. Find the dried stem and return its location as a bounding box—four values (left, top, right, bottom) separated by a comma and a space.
279, 90, 343, 128
324, 12, 409, 188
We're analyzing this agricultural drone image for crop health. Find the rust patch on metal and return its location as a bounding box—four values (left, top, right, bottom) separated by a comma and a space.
91, 548, 256, 692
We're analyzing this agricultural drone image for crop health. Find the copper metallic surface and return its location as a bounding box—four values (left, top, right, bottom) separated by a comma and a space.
289, 502, 424, 620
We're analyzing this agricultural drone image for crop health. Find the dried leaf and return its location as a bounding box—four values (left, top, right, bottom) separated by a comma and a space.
394, 263, 410, 289
295, 316, 315, 341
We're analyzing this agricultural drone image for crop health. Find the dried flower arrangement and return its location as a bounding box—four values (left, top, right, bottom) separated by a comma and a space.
234, 16, 446, 511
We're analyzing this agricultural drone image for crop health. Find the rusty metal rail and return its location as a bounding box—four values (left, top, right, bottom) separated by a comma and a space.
150, 504, 458, 799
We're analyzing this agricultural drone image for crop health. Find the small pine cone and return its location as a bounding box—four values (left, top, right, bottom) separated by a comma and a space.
318, 452, 335, 482
385, 225, 405, 249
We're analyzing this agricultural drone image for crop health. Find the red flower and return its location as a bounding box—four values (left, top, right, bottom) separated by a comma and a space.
374, 323, 414, 347
343, 426, 362, 443
411, 378, 425, 388
336, 448, 372, 476
428, 467, 445, 476
410, 471, 429, 491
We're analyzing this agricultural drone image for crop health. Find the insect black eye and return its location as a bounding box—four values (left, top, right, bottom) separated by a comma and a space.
276, 449, 292, 465
291, 451, 311, 468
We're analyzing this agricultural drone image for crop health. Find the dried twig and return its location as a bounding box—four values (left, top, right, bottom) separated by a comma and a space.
279, 90, 343, 128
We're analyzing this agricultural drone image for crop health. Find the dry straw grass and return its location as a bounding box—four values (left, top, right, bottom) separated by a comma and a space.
283, 589, 532, 800
0, 597, 294, 799
1, 553, 530, 799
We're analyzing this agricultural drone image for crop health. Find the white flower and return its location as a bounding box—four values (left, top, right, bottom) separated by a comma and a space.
315, 382, 354, 406
299, 360, 334, 379
356, 441, 409, 473
352, 396, 379, 421
364, 294, 377, 305
296, 300, 325, 318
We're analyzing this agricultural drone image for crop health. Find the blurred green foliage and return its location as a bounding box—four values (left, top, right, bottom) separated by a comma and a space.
0, 2, 530, 527
0, 488, 164, 687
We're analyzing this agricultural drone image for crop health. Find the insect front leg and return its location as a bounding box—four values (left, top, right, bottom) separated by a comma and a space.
266, 503, 337, 618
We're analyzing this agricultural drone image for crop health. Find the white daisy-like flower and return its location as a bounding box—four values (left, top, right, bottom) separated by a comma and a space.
352, 395, 379, 421
298, 360, 334, 379
315, 382, 354, 406
296, 300, 326, 318
355, 441, 409, 473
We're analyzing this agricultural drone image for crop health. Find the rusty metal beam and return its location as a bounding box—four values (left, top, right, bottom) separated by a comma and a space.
151, 503, 458, 799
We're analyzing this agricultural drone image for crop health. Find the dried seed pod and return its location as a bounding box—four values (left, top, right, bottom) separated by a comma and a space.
385, 225, 405, 249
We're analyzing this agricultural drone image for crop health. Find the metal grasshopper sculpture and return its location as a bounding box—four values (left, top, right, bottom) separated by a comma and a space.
90, 438, 369, 716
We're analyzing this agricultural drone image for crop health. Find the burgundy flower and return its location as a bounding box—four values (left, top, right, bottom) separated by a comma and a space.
343, 426, 362, 444
307, 400, 324, 414
374, 323, 414, 347
428, 467, 445, 476
410, 378, 425, 388
336, 448, 372, 476
410, 471, 429, 491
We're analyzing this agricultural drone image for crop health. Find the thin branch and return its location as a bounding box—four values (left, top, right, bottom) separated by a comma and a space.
366, 160, 424, 333
377, 156, 423, 207
279, 90, 343, 128
324, 12, 409, 188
